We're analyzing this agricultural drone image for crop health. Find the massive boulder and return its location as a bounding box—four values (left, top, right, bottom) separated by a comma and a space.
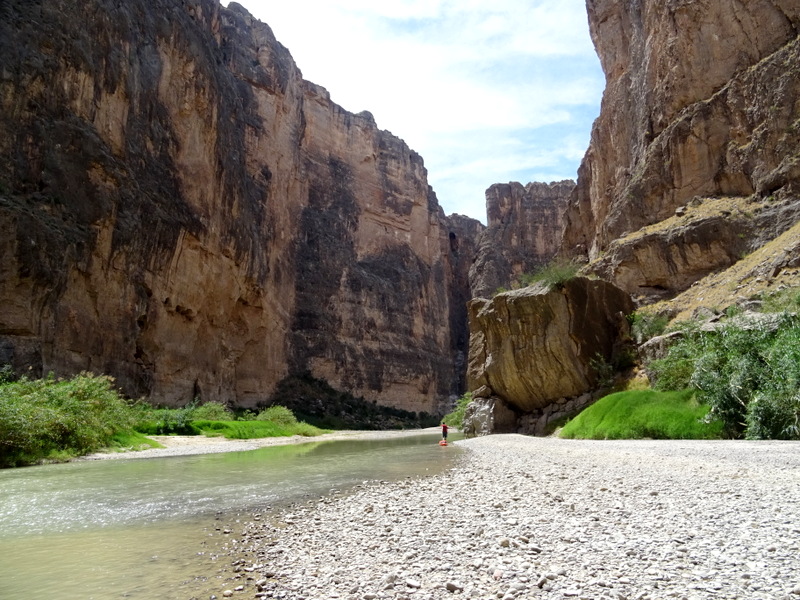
465, 278, 634, 434
470, 181, 574, 299
562, 0, 800, 299
0, 0, 479, 412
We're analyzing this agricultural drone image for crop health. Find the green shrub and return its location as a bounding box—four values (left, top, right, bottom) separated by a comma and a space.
649, 325, 703, 392
589, 353, 615, 388
132, 405, 199, 435
559, 389, 723, 440
256, 405, 298, 426
648, 314, 800, 439
518, 258, 580, 289
190, 401, 233, 421
745, 391, 800, 440
442, 392, 472, 430
0, 372, 137, 467
0, 364, 16, 384
629, 311, 669, 344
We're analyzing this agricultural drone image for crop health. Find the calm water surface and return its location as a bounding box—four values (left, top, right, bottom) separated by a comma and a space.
0, 433, 461, 599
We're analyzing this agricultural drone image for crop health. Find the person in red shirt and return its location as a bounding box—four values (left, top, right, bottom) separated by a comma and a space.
441, 421, 449, 441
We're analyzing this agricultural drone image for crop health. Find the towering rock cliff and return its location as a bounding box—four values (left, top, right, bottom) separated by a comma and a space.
0, 0, 478, 412
562, 0, 800, 300
469, 180, 574, 299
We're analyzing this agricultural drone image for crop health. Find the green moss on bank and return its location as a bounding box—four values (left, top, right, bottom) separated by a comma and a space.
559, 390, 723, 440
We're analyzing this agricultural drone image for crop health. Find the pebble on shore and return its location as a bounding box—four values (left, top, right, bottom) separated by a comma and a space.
213, 435, 800, 600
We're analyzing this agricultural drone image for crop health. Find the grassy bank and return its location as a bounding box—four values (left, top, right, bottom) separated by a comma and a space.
0, 372, 327, 467
559, 389, 723, 440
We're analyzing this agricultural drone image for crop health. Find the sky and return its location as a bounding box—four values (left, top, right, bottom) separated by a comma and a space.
227, 0, 605, 223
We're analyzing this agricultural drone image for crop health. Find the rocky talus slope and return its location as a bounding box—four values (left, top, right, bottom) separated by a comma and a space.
0, 0, 480, 412
562, 0, 800, 305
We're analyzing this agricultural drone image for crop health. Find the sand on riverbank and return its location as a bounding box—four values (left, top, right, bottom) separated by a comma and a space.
79, 427, 445, 460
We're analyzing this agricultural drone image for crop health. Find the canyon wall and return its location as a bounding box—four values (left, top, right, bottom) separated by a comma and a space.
463, 0, 800, 434
469, 180, 574, 299
562, 0, 800, 300
0, 0, 480, 412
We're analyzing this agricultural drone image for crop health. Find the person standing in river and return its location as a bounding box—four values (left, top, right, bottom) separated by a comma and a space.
441, 421, 449, 442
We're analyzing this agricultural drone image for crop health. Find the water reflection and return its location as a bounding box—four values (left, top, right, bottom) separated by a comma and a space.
0, 433, 461, 600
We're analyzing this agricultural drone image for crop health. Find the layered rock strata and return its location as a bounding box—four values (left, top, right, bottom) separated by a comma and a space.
465, 278, 634, 434
563, 0, 800, 298
470, 180, 573, 299
0, 0, 478, 412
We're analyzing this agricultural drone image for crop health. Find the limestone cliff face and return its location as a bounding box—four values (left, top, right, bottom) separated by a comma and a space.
0, 0, 478, 412
562, 0, 800, 298
469, 180, 573, 299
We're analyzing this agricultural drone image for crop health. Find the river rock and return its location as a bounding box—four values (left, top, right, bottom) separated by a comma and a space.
217, 436, 800, 600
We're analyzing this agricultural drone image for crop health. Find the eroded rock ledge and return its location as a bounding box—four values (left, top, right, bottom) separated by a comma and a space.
562, 0, 800, 300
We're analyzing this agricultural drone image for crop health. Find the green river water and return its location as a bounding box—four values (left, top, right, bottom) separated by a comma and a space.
0, 433, 461, 599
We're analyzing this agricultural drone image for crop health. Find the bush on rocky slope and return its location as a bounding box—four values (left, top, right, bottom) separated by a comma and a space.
648, 311, 800, 439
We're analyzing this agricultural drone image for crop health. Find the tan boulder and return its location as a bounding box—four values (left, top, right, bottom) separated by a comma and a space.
467, 278, 634, 414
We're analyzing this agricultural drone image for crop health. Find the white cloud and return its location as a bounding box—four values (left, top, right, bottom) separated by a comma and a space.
228, 0, 604, 222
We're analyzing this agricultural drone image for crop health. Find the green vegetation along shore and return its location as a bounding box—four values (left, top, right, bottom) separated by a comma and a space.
0, 371, 329, 468
560, 289, 800, 441
4, 290, 799, 467
0, 368, 440, 468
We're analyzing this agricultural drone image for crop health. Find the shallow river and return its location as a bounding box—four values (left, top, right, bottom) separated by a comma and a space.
0, 433, 461, 599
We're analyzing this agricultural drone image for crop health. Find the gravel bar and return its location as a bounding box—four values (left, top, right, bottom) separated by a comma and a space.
216, 434, 800, 600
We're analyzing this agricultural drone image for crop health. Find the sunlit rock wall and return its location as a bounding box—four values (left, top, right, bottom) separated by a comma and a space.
0, 0, 478, 412
470, 180, 574, 299
562, 0, 800, 296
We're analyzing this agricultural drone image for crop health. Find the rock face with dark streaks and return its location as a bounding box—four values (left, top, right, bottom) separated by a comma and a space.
470, 180, 573, 299
561, 0, 800, 300
0, 0, 480, 413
